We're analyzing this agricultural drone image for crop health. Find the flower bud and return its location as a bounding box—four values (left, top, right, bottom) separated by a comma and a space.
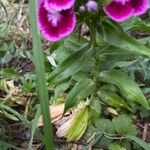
79, 5, 86, 12
86, 0, 98, 12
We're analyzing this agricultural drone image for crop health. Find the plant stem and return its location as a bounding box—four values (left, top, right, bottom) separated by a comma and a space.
90, 23, 97, 47
29, 0, 54, 149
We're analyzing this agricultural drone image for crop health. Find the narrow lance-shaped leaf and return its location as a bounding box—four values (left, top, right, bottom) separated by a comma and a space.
29, 0, 53, 148
54, 79, 70, 99
102, 21, 150, 57
0, 140, 23, 150
49, 45, 93, 84
0, 103, 44, 142
64, 79, 95, 113
49, 45, 88, 79
90, 97, 101, 121
126, 135, 150, 150
98, 70, 150, 109
97, 89, 132, 111
53, 34, 89, 63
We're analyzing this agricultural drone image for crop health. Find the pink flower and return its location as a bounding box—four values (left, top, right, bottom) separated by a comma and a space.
44, 0, 75, 11
38, 0, 76, 41
103, 0, 149, 22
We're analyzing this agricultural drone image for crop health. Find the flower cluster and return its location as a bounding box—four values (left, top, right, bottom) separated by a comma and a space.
38, 0, 149, 42
38, 0, 76, 41
104, 0, 149, 22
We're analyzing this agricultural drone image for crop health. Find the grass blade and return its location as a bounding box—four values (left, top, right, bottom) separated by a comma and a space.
127, 135, 150, 150
0, 103, 44, 142
28, 105, 41, 150
0, 140, 24, 150
29, 0, 54, 149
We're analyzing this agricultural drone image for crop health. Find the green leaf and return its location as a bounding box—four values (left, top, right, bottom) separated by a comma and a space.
0, 140, 23, 150
97, 89, 132, 111
72, 72, 89, 82
98, 70, 150, 109
29, 0, 54, 148
0, 103, 44, 143
102, 21, 150, 57
53, 34, 88, 63
49, 45, 93, 84
66, 106, 89, 141
109, 143, 126, 150
2, 110, 19, 121
112, 114, 137, 135
126, 135, 150, 150
95, 119, 115, 134
0, 79, 9, 93
28, 106, 41, 150
97, 44, 137, 63
64, 79, 95, 112
100, 60, 134, 72
0, 68, 22, 79
90, 97, 101, 121
133, 22, 150, 32
54, 79, 70, 99
101, 0, 111, 5
83, 126, 103, 147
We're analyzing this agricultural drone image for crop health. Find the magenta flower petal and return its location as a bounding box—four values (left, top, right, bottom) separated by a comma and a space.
104, 0, 149, 22
44, 0, 75, 11
132, 0, 149, 15
103, 1, 134, 22
38, 0, 76, 41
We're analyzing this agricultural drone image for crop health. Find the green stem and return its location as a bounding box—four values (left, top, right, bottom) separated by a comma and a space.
29, 0, 54, 149
90, 23, 97, 47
